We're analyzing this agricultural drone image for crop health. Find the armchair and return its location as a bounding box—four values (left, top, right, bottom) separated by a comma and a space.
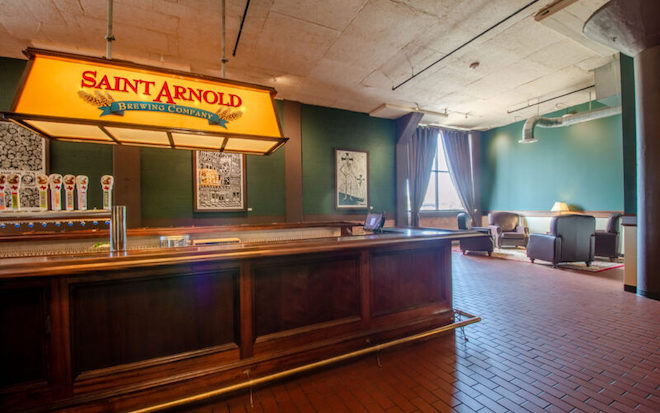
594, 213, 622, 261
487, 212, 529, 248
457, 212, 493, 256
527, 214, 595, 267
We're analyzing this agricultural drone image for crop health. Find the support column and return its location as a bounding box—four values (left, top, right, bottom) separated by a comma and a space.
584, 0, 660, 299
620, 54, 637, 216
468, 131, 482, 226
634, 45, 660, 299
395, 143, 409, 227
113, 145, 141, 228
394, 112, 423, 227
620, 54, 638, 293
283, 100, 303, 222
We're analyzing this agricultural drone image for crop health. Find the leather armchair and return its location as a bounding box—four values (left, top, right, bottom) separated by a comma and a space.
487, 212, 529, 248
594, 213, 622, 261
527, 214, 595, 267
457, 212, 493, 256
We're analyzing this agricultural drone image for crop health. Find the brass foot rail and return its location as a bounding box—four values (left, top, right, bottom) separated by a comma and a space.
130, 309, 481, 413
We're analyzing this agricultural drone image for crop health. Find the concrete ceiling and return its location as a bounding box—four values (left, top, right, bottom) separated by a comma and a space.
0, 0, 616, 130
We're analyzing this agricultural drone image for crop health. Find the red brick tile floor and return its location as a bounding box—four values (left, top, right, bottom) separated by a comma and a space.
175, 252, 660, 413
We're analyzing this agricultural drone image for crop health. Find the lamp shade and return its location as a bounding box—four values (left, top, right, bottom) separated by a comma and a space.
551, 201, 569, 213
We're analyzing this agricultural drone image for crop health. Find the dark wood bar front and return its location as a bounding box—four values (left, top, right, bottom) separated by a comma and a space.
0, 226, 478, 412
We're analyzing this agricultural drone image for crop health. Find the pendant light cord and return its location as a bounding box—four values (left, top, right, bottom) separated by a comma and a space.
105, 0, 115, 59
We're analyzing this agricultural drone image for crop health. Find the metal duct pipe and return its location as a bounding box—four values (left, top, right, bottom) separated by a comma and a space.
519, 105, 622, 143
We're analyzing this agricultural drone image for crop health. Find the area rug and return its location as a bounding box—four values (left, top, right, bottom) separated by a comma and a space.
452, 244, 624, 273
489, 247, 624, 273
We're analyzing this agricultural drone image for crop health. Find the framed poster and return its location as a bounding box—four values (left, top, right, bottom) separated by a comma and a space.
0, 122, 47, 210
194, 151, 246, 212
335, 148, 368, 209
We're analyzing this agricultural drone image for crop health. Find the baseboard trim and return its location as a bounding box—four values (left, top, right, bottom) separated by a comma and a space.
638, 289, 660, 301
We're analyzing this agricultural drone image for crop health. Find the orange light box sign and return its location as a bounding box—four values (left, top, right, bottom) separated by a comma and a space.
14, 52, 282, 139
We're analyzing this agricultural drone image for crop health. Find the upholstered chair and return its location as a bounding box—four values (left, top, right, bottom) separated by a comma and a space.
457, 212, 493, 256
527, 214, 595, 267
487, 212, 529, 248
594, 213, 622, 261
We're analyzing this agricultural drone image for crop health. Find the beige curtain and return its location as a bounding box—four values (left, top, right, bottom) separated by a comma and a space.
409, 127, 439, 227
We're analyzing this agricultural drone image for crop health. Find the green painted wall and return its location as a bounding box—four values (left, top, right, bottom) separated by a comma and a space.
481, 101, 624, 212
301, 104, 396, 215
140, 101, 286, 222
140, 144, 286, 221
141, 148, 193, 220
0, 57, 26, 111
620, 54, 637, 215
49, 141, 114, 210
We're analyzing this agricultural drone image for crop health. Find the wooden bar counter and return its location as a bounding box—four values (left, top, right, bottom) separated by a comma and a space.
0, 223, 481, 412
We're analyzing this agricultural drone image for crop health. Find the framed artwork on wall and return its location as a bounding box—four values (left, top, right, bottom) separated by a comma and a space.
0, 121, 47, 210
193, 151, 246, 212
335, 148, 368, 209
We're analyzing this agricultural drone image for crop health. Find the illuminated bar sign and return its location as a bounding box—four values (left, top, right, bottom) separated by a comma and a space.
4, 48, 287, 155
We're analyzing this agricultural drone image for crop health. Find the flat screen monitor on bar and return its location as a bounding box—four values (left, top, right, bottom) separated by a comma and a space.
363, 212, 385, 232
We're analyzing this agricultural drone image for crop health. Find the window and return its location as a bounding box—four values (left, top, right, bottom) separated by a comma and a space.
421, 137, 463, 211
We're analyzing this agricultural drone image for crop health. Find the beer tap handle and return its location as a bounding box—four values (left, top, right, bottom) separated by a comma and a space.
8, 173, 21, 211
101, 175, 114, 210
37, 174, 49, 211
63, 175, 76, 211
48, 174, 63, 211
76, 175, 89, 211
0, 174, 6, 211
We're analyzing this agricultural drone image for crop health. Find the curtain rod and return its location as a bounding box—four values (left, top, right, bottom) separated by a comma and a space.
418, 123, 472, 132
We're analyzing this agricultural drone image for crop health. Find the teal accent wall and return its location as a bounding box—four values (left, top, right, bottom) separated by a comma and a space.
301, 104, 396, 215
0, 57, 26, 111
620, 54, 637, 215
481, 102, 624, 212
49, 141, 113, 210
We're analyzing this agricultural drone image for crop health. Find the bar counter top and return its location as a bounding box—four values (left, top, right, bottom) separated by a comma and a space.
1, 223, 481, 412
0, 227, 482, 279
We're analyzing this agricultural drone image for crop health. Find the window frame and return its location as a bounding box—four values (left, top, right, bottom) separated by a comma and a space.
420, 136, 463, 213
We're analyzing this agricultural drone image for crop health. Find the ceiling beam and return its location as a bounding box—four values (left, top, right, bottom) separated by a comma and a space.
395, 112, 423, 145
